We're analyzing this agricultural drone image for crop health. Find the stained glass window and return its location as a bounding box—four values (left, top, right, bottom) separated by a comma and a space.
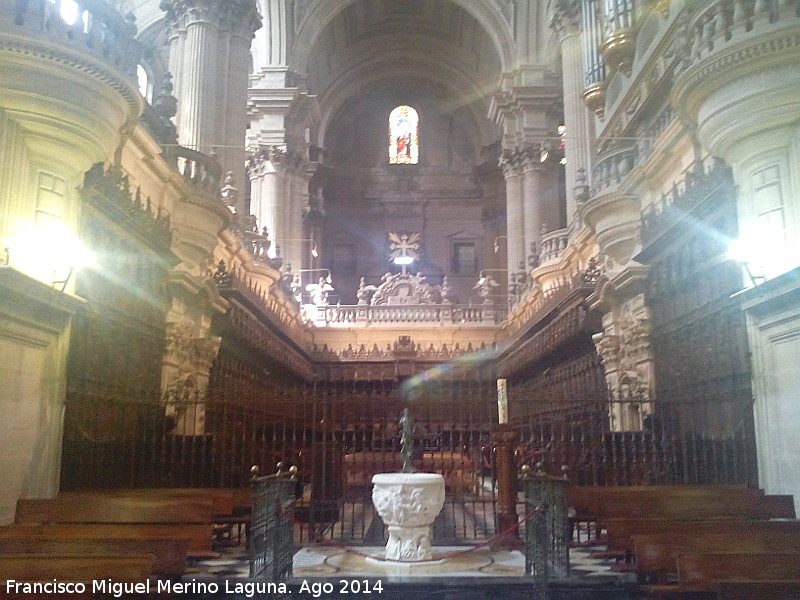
389, 105, 419, 164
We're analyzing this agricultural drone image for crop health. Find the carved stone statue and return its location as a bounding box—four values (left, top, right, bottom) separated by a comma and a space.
306, 276, 334, 306
356, 277, 377, 305
474, 273, 500, 305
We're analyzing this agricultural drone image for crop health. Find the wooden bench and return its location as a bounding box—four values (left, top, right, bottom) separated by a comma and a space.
0, 537, 187, 577
632, 531, 800, 584
569, 486, 791, 524
52, 488, 252, 546
679, 552, 800, 592
640, 553, 800, 597
56, 488, 238, 515
0, 523, 213, 554
568, 485, 767, 544
604, 518, 800, 556
14, 496, 215, 525
716, 580, 800, 599
0, 553, 154, 582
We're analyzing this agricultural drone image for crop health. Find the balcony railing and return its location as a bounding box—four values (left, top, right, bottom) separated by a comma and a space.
591, 142, 638, 194
687, 0, 800, 66
3, 0, 141, 80
315, 303, 506, 327
165, 146, 222, 197
538, 228, 570, 265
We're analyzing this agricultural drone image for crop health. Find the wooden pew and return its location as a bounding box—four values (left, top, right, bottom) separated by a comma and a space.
632, 531, 800, 584
678, 552, 800, 592
0, 523, 212, 554
569, 485, 755, 517
604, 518, 800, 556
47, 488, 252, 546
0, 537, 187, 577
0, 553, 154, 582
639, 553, 800, 597
55, 488, 237, 516
14, 496, 215, 525
716, 580, 800, 599
568, 485, 770, 545
571, 487, 788, 524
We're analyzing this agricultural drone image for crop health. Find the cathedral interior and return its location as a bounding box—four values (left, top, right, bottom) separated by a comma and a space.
1, 0, 800, 595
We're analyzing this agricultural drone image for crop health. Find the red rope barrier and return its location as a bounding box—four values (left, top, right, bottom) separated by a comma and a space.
285, 503, 546, 564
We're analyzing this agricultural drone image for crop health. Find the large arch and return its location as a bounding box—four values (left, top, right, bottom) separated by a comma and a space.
315, 53, 500, 152
290, 0, 515, 79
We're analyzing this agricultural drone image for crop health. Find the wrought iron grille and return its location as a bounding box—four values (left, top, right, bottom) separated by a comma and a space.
250, 469, 296, 580
522, 468, 569, 578
515, 396, 756, 487
522, 503, 550, 600
61, 372, 503, 545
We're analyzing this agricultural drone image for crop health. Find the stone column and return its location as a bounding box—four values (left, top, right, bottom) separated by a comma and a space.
550, 0, 593, 221
522, 151, 561, 264
248, 146, 286, 257
217, 2, 261, 206
500, 152, 525, 287
161, 0, 260, 213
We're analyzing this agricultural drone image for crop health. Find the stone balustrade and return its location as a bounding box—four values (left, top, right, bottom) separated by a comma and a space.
538, 228, 570, 265
687, 0, 800, 65
2, 0, 140, 80
591, 143, 638, 194
166, 146, 223, 197
317, 303, 506, 327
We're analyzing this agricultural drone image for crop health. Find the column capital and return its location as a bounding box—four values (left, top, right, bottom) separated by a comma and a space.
247, 146, 287, 177
498, 150, 524, 179
160, 0, 261, 36
549, 0, 582, 40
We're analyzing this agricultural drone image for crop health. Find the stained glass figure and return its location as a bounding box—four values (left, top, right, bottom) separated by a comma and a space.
389, 105, 419, 164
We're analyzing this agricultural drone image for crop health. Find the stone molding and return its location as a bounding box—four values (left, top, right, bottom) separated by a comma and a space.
673, 27, 800, 122
0, 37, 141, 121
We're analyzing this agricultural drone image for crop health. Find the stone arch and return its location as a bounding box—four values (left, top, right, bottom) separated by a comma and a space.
290, 0, 515, 78
315, 56, 499, 153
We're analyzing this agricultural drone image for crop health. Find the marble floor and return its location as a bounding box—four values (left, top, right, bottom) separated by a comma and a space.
190, 540, 628, 582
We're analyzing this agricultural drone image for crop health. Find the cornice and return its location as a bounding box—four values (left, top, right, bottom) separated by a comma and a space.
672, 26, 800, 121
0, 33, 142, 120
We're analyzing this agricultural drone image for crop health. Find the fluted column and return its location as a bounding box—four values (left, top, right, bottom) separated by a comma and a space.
550, 0, 593, 220
500, 152, 525, 286
248, 147, 285, 258
217, 2, 261, 203
522, 151, 561, 264
161, 0, 261, 213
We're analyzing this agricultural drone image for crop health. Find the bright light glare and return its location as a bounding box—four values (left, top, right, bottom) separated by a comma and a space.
7, 221, 95, 288
727, 232, 797, 283
59, 0, 79, 25
393, 256, 414, 265
727, 238, 750, 264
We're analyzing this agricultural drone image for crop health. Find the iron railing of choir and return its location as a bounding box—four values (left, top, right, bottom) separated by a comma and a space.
522, 501, 550, 600
249, 464, 297, 580
522, 464, 570, 585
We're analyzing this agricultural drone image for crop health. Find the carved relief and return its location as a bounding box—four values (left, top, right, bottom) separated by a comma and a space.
594, 293, 654, 430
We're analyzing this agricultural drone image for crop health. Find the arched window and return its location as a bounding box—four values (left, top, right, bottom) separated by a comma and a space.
389, 105, 419, 164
